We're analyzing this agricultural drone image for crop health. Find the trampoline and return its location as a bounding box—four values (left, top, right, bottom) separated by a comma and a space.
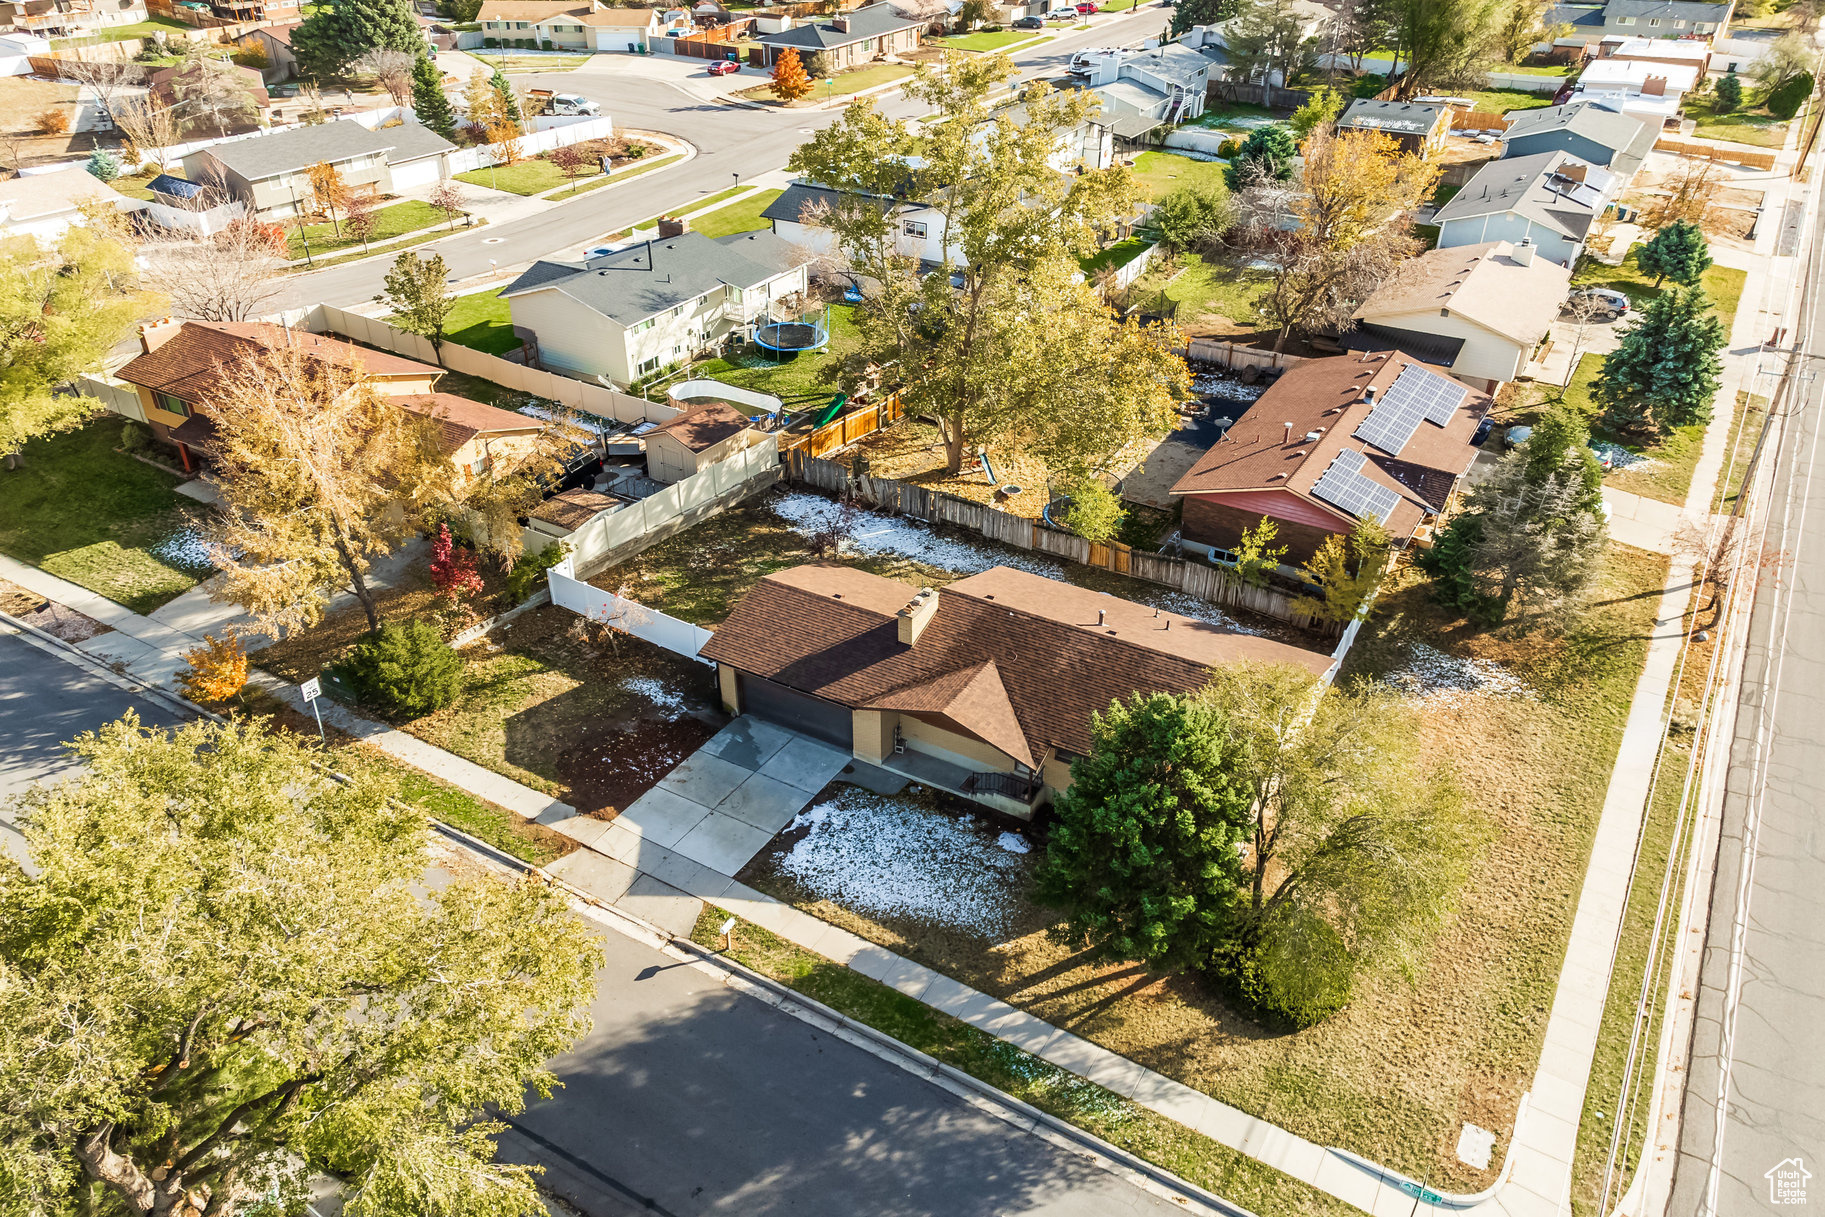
753, 305, 831, 363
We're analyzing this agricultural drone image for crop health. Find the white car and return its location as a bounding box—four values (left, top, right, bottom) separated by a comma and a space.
546, 93, 599, 116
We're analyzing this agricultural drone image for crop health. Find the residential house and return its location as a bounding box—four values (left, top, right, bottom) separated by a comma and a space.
206, 0, 301, 25
700, 563, 1331, 817
150, 59, 272, 135
578, 5, 666, 50
182, 119, 457, 218
1, 0, 147, 39
1066, 43, 1210, 131
1169, 350, 1491, 563
762, 177, 965, 266
1334, 98, 1451, 156
1544, 4, 1609, 48
643, 400, 759, 483
1350, 240, 1572, 393
476, 0, 665, 50
1597, 31, 1712, 68
1600, 0, 1732, 41
1430, 149, 1614, 265
501, 226, 809, 386
0, 165, 130, 243
1181, 0, 1332, 79
233, 23, 300, 83
1499, 98, 1658, 185
749, 3, 924, 69
1571, 57, 1698, 124
113, 319, 544, 479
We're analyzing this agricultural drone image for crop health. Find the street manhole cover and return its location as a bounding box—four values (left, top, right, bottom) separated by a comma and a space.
798, 127, 814, 133
482, 237, 506, 244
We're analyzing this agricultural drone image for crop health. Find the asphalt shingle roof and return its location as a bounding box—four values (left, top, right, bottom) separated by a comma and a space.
753, 1, 922, 48
1431, 149, 1609, 242
1501, 98, 1658, 179
1337, 98, 1450, 137
197, 119, 452, 181
1603, 0, 1731, 20
500, 230, 789, 326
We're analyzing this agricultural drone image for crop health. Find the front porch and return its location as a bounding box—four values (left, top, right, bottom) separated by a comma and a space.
874, 746, 1043, 820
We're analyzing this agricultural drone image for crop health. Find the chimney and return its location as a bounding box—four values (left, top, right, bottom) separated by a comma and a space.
139, 317, 181, 355
1643, 74, 1666, 96
657, 215, 689, 238
897, 587, 939, 646
830, 15, 848, 31
1512, 237, 1536, 266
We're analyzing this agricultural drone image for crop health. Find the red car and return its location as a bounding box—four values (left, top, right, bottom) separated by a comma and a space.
1075, 2, 1099, 12
708, 59, 740, 75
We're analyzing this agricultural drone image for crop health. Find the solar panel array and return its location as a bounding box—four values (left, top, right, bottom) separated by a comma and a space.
1353, 364, 1467, 454
1310, 449, 1402, 525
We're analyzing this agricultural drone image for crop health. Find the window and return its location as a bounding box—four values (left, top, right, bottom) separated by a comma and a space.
155, 392, 190, 418
631, 317, 655, 333
637, 354, 662, 375
1615, 14, 1632, 22
903, 219, 928, 239
1673, 19, 1685, 26
1648, 16, 1659, 25
470, 452, 490, 476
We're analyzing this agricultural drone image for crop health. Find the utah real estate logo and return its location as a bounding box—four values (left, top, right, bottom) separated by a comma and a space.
1766, 1158, 1811, 1206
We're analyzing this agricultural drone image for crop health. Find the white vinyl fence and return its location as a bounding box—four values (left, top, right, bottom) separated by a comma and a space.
447, 115, 616, 174
525, 436, 780, 571
76, 372, 145, 421
140, 197, 246, 236
1111, 240, 1158, 291
547, 570, 713, 662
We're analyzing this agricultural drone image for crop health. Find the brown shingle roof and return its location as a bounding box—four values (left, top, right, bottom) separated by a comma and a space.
1354, 240, 1572, 347
699, 562, 1330, 762
118, 321, 441, 403
395, 393, 543, 453
646, 400, 752, 453
1168, 351, 1489, 538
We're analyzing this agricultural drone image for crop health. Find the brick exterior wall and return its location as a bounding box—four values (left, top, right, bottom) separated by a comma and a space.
1180, 495, 1344, 565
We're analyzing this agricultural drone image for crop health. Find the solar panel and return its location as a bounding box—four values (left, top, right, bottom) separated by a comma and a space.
1310, 449, 1403, 526
1353, 364, 1467, 454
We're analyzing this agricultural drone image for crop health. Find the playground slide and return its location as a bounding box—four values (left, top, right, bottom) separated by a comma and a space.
812, 392, 848, 427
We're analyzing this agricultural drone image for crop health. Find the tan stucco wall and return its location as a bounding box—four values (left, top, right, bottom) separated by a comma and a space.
852, 709, 891, 764
1365, 306, 1532, 386
1041, 755, 1074, 795
898, 715, 1018, 774
718, 664, 740, 715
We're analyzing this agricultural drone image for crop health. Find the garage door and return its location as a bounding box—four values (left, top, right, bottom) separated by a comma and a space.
389, 159, 444, 192
738, 674, 852, 748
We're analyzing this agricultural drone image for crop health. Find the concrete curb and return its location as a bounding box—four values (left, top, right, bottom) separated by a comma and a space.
0, 610, 203, 723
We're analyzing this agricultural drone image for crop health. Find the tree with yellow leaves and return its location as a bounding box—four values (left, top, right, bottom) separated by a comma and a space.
771, 47, 812, 102
177, 630, 249, 704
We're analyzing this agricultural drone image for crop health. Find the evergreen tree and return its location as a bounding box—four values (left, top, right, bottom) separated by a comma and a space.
1592, 286, 1726, 437
1034, 694, 1252, 972
1714, 69, 1742, 113
1636, 219, 1711, 287
339, 620, 463, 716
411, 51, 456, 140
1766, 70, 1814, 120
292, 0, 423, 80
1224, 123, 1297, 190
1171, 0, 1246, 36
490, 67, 522, 124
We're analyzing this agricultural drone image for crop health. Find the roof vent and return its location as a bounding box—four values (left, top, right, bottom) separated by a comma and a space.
1363, 386, 1377, 405
1097, 609, 1106, 625
1304, 430, 1322, 442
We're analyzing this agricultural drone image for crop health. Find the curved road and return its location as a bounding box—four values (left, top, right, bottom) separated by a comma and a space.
273, 5, 1175, 310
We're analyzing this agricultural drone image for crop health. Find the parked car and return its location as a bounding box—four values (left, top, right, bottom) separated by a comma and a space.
1013, 14, 1044, 26
1047, 7, 1077, 18
527, 89, 599, 116
1075, 1, 1099, 11
1472, 413, 1496, 447
1566, 286, 1631, 319
707, 59, 740, 75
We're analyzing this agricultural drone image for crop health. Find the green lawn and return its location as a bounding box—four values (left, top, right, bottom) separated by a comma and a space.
288, 200, 447, 259
1131, 150, 1229, 199
1714, 390, 1769, 513
109, 168, 180, 203
684, 187, 783, 238
570, 152, 683, 194
753, 62, 917, 102
940, 29, 1049, 51
52, 16, 192, 45
1557, 352, 1707, 506
455, 156, 601, 196
441, 289, 519, 355
692, 906, 1358, 1217
1185, 100, 1279, 130
1081, 233, 1152, 274
0, 419, 213, 615
1573, 249, 1748, 327
678, 303, 860, 402
1467, 87, 1556, 114
1495, 59, 1572, 75
1689, 108, 1791, 148
1130, 252, 1271, 328
470, 53, 592, 71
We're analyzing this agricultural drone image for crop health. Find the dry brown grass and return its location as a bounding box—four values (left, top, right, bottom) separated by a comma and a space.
743, 543, 1671, 1190
842, 419, 1057, 517
0, 76, 80, 139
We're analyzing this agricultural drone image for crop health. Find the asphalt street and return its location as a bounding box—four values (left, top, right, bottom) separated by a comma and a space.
273, 5, 1176, 310
1670, 204, 1825, 1211
0, 630, 1187, 1217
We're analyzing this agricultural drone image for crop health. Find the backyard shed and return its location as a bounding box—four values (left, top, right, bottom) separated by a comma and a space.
643, 400, 758, 483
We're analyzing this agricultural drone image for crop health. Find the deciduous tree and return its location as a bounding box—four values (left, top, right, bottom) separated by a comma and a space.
429, 179, 466, 228
343, 189, 377, 249
0, 713, 598, 1217
112, 96, 182, 170
168, 46, 261, 136
771, 47, 813, 101
1150, 180, 1234, 255
1059, 478, 1125, 545
1592, 285, 1725, 437
1293, 516, 1389, 625
1636, 219, 1711, 287
203, 341, 451, 633
176, 629, 248, 704
1644, 160, 1722, 232
306, 159, 349, 235
1288, 85, 1344, 138
1232, 515, 1287, 585
412, 51, 458, 140
1496, 0, 1547, 64
1766, 69, 1815, 121
1035, 693, 1253, 971
463, 66, 504, 128
1751, 31, 1812, 92
0, 226, 150, 469
1201, 663, 1477, 1025
428, 520, 484, 600
1171, 0, 1246, 35
144, 217, 289, 322
790, 56, 1185, 478
1222, 0, 1318, 85
358, 47, 416, 106
1388, 0, 1503, 97
379, 250, 456, 351
549, 143, 587, 193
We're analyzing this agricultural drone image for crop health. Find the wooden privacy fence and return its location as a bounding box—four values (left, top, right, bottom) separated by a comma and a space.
1654, 137, 1778, 171
779, 391, 903, 458
786, 450, 1335, 634
1185, 337, 1312, 372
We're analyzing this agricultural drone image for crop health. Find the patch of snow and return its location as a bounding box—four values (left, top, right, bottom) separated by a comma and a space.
622, 676, 684, 713
1140, 589, 1264, 636
516, 400, 614, 436
1590, 440, 1659, 472
776, 790, 1027, 934
769, 492, 1062, 578
997, 830, 1031, 854
1191, 373, 1266, 403
149, 527, 222, 572
1385, 642, 1533, 707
